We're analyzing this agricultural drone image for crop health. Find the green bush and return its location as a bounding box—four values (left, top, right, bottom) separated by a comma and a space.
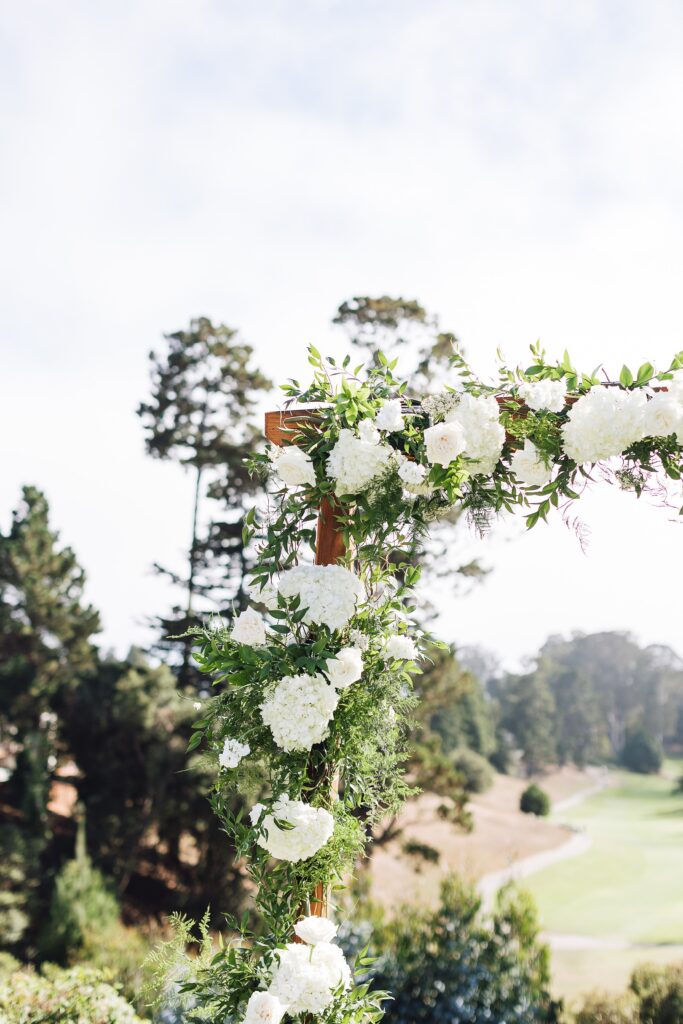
0, 963, 144, 1024
630, 961, 683, 1023
620, 727, 663, 775
574, 992, 635, 1023
38, 821, 120, 962
520, 783, 551, 816
450, 747, 494, 794
364, 878, 561, 1023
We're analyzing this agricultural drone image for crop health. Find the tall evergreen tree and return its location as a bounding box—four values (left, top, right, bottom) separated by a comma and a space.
0, 486, 100, 834
138, 317, 271, 684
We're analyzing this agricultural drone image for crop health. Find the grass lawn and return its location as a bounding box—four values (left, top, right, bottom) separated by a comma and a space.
526, 767, 683, 943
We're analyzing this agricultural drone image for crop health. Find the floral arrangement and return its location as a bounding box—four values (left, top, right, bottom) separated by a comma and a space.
163, 343, 683, 1023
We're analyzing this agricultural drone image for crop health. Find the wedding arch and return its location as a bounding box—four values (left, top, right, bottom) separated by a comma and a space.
177, 344, 683, 1023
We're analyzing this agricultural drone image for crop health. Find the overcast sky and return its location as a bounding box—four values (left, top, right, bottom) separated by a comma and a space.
2, 0, 682, 669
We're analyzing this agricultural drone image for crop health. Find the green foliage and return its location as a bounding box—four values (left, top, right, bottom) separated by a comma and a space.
0, 486, 100, 837
37, 817, 120, 962
493, 672, 557, 774
574, 992, 636, 1023
620, 727, 663, 775
520, 783, 551, 817
0, 963, 144, 1024
449, 747, 494, 794
0, 825, 39, 950
366, 878, 559, 1023
630, 961, 683, 1023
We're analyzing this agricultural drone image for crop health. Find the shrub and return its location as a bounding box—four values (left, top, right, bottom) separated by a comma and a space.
450, 747, 494, 794
620, 727, 663, 775
575, 992, 635, 1023
630, 961, 683, 1023
520, 783, 551, 817
0, 963, 144, 1024
366, 877, 561, 1023
37, 821, 120, 962
402, 839, 441, 865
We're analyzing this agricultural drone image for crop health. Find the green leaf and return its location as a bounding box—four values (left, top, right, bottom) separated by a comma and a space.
619, 364, 634, 387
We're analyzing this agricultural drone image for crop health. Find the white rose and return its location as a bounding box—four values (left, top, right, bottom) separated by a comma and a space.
644, 392, 683, 442
386, 634, 418, 661
326, 647, 364, 689
219, 738, 251, 770
273, 446, 316, 487
423, 420, 467, 467
518, 379, 566, 413
509, 440, 553, 488
232, 607, 267, 646
242, 990, 286, 1024
375, 399, 405, 432
294, 915, 338, 945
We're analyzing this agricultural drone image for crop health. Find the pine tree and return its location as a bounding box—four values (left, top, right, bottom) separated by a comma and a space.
0, 486, 100, 834
138, 317, 271, 683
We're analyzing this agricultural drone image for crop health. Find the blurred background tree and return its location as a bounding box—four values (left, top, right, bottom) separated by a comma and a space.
137, 316, 271, 686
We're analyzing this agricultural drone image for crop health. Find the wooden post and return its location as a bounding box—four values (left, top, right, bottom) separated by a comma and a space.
264, 408, 345, 923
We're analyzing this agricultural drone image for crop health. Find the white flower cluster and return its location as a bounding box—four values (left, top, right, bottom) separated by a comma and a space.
348, 628, 370, 652
267, 941, 351, 1016
278, 564, 363, 631
242, 991, 285, 1024
562, 387, 647, 464
250, 796, 334, 862
247, 577, 279, 610
518, 378, 566, 413
326, 427, 393, 495
232, 607, 267, 646
271, 445, 316, 488
294, 915, 338, 944
421, 392, 460, 422
446, 394, 505, 476
510, 440, 553, 488
385, 634, 418, 661
218, 737, 251, 770
423, 394, 504, 475
260, 673, 339, 751
325, 646, 364, 689
374, 398, 405, 432
396, 456, 427, 489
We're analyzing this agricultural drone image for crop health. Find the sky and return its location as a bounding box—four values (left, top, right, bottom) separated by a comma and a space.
1, 0, 682, 670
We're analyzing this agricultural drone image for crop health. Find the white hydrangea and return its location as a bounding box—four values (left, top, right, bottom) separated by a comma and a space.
232, 607, 267, 646
272, 445, 316, 487
267, 941, 351, 1016
242, 991, 286, 1024
325, 647, 364, 689
643, 391, 683, 442
294, 915, 338, 945
423, 420, 467, 467
386, 634, 418, 661
246, 577, 280, 610
518, 379, 566, 413
562, 387, 647, 464
278, 564, 363, 631
445, 394, 505, 476
250, 796, 334, 862
260, 673, 339, 751
358, 417, 381, 445
375, 398, 405, 432
219, 738, 251, 770
397, 456, 427, 487
509, 440, 553, 488
326, 428, 393, 495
